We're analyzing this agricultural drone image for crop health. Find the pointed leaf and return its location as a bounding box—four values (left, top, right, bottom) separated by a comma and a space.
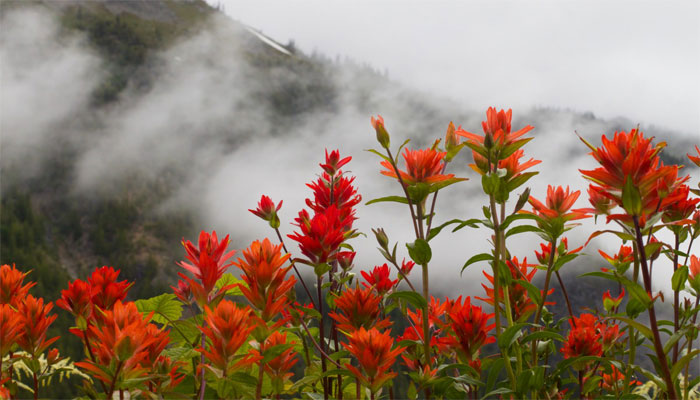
461, 253, 493, 274
135, 293, 183, 325
366, 196, 409, 206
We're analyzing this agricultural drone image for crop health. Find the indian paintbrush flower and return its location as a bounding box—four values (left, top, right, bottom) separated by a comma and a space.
344, 327, 405, 394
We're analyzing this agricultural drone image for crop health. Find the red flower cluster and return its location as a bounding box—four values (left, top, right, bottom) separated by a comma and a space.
561, 313, 621, 370
579, 129, 688, 226
446, 296, 495, 365
199, 299, 257, 373
361, 264, 398, 295
478, 257, 553, 322
329, 285, 391, 334
344, 327, 405, 394
177, 231, 235, 304
235, 238, 296, 322
380, 148, 455, 185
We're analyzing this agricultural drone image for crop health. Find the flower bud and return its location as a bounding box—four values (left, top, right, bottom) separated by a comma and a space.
371, 115, 390, 149
514, 187, 530, 213
445, 121, 458, 149
372, 228, 389, 250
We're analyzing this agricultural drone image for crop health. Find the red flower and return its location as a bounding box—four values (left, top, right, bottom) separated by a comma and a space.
199, 300, 257, 373
249, 195, 282, 226
344, 327, 405, 394
0, 264, 35, 306
288, 206, 347, 266
329, 285, 391, 334
87, 266, 131, 311
336, 251, 356, 270
525, 186, 590, 240
380, 148, 455, 185
177, 231, 235, 298
0, 303, 22, 357
361, 264, 398, 294
56, 278, 92, 320
15, 295, 59, 357
561, 313, 603, 370
401, 259, 416, 276
320, 149, 351, 176
456, 107, 534, 149
478, 257, 553, 322
534, 237, 582, 265
171, 279, 192, 304
306, 172, 360, 229
446, 296, 495, 363
235, 238, 295, 321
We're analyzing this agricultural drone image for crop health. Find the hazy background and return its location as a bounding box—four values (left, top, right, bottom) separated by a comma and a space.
2, 1, 699, 300
214, 0, 700, 136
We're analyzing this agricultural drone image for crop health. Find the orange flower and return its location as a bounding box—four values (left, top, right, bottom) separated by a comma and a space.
76, 301, 158, 385
235, 238, 295, 321
177, 231, 235, 302
446, 296, 495, 363
599, 245, 634, 272
456, 107, 534, 149
662, 185, 700, 223
579, 129, 686, 225
259, 331, 298, 386
478, 257, 553, 322
688, 255, 700, 292
470, 149, 540, 180
0, 303, 22, 357
199, 299, 257, 373
380, 148, 455, 185
600, 365, 641, 393
525, 185, 590, 240
0, 264, 35, 306
534, 238, 582, 265
329, 285, 391, 334
15, 295, 59, 357
320, 149, 352, 176
371, 115, 390, 148
344, 327, 405, 394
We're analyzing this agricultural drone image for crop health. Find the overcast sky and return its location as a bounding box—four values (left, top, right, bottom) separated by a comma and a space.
209, 0, 700, 136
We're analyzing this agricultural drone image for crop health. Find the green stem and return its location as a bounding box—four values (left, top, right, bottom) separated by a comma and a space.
532, 238, 557, 365
255, 361, 265, 400
672, 233, 680, 364
554, 271, 575, 323
632, 216, 677, 400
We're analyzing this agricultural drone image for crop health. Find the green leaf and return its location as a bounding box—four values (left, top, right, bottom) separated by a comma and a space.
451, 218, 482, 233
516, 279, 542, 307
505, 225, 541, 239
670, 349, 700, 380
461, 253, 493, 275
365, 196, 409, 206
481, 172, 500, 196
407, 182, 431, 203
215, 273, 245, 296
498, 323, 530, 350
622, 177, 643, 215
428, 177, 468, 194
522, 331, 564, 343
614, 316, 654, 340
644, 241, 664, 260
671, 265, 688, 292
387, 291, 428, 309
406, 238, 431, 265
464, 140, 489, 159
552, 253, 579, 272
507, 171, 539, 192
314, 262, 332, 277
365, 148, 391, 163
135, 293, 183, 325
626, 298, 647, 318
580, 272, 651, 308
500, 213, 538, 231
585, 229, 636, 246
501, 137, 534, 159
483, 387, 514, 398
427, 218, 464, 241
